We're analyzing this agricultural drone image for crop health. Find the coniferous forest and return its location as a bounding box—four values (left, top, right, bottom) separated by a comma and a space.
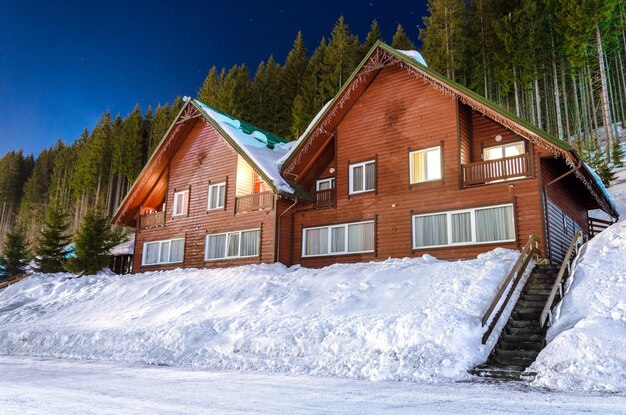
1, 1, 625, 256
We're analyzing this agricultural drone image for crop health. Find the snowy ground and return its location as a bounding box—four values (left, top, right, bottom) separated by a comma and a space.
530, 161, 626, 392
0, 250, 520, 382
2, 356, 626, 415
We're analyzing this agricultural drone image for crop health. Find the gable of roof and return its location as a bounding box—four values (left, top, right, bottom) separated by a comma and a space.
113, 100, 303, 226
280, 41, 618, 219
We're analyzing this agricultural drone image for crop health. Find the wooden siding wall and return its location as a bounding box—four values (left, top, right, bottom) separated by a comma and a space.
541, 158, 589, 232
458, 103, 472, 166
471, 111, 529, 161
133, 120, 277, 272
291, 65, 549, 267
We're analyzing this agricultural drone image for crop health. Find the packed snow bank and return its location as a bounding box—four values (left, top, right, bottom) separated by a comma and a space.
531, 163, 626, 392
0, 250, 518, 382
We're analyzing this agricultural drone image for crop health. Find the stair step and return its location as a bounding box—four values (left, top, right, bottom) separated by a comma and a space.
469, 366, 528, 381
537, 264, 561, 270
501, 333, 544, 343
497, 341, 545, 351
506, 326, 544, 335
521, 294, 549, 302
489, 355, 536, 368
506, 319, 541, 328
528, 277, 557, 284
525, 282, 554, 290
495, 348, 539, 359
516, 299, 546, 308
512, 310, 542, 320
524, 288, 552, 296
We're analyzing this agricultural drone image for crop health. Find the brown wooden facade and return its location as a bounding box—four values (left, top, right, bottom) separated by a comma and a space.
113, 42, 618, 273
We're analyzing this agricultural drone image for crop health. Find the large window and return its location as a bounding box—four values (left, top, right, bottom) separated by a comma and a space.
483, 141, 525, 160
207, 182, 226, 210
302, 220, 375, 257
205, 229, 260, 260
349, 160, 375, 194
173, 189, 189, 217
412, 204, 515, 249
142, 238, 185, 265
410, 146, 442, 184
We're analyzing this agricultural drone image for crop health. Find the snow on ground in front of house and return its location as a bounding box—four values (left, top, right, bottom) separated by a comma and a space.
2, 356, 626, 415
530, 154, 626, 392
0, 250, 519, 382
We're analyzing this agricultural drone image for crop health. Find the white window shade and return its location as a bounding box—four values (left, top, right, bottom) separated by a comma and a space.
410, 147, 442, 184
142, 238, 185, 265
475, 205, 515, 243
205, 229, 261, 260
349, 161, 375, 194
303, 221, 375, 257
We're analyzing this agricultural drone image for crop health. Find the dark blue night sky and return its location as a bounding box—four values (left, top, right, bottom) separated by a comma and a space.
0, 0, 428, 157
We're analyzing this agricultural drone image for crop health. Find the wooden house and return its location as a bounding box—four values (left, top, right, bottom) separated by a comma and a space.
113, 42, 618, 272
280, 42, 618, 267
112, 100, 303, 272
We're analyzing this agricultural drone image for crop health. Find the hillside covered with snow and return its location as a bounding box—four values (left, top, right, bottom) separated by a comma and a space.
531, 162, 626, 392
0, 250, 519, 382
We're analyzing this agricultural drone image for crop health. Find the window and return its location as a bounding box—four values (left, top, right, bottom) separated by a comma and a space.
413, 204, 515, 249
142, 238, 185, 265
302, 220, 375, 257
410, 146, 442, 184
349, 160, 375, 194
207, 182, 226, 210
205, 229, 260, 260
173, 189, 189, 216
316, 178, 335, 191
483, 141, 525, 160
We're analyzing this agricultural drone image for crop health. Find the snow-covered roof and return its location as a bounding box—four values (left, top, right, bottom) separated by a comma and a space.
583, 163, 620, 216
396, 49, 428, 67
111, 234, 135, 256
194, 100, 295, 194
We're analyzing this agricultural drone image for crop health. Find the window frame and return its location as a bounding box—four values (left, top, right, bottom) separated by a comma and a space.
302, 220, 375, 258
412, 203, 516, 249
172, 189, 190, 217
141, 238, 185, 266
482, 141, 526, 160
316, 177, 336, 191
204, 228, 261, 261
207, 182, 226, 211
348, 160, 376, 195
409, 146, 442, 184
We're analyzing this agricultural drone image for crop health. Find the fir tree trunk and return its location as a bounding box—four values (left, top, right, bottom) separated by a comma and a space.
596, 26, 614, 156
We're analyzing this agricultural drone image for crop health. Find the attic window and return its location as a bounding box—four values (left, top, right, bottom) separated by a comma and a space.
173, 189, 189, 217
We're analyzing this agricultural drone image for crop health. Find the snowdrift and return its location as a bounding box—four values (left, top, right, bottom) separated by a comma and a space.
531, 219, 626, 392
531, 163, 626, 392
0, 250, 518, 382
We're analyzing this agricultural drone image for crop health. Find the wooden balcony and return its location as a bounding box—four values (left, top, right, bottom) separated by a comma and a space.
297, 188, 336, 211
139, 210, 165, 230
235, 191, 274, 214
462, 153, 530, 187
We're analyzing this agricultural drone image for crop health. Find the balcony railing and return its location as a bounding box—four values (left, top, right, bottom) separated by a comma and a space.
297, 188, 336, 211
235, 191, 274, 214
139, 210, 165, 230
462, 153, 530, 187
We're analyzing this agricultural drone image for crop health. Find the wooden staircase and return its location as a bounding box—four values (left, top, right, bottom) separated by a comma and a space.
472, 264, 561, 379
471, 231, 585, 381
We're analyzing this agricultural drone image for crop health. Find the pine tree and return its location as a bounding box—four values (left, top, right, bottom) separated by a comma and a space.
612, 140, 625, 167
321, 16, 360, 100
65, 208, 122, 275
148, 104, 172, 155
197, 66, 221, 107
291, 38, 328, 137
34, 202, 71, 273
362, 19, 383, 56
280, 32, 308, 138
0, 226, 30, 279
420, 0, 468, 82
391, 24, 416, 50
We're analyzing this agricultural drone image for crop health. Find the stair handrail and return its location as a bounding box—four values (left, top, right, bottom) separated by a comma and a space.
0, 273, 28, 290
481, 235, 540, 344
539, 230, 584, 327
